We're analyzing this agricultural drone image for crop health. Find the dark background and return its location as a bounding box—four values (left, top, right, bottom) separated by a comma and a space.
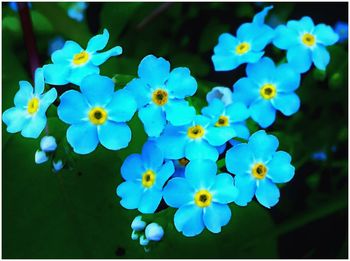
2, 2, 348, 258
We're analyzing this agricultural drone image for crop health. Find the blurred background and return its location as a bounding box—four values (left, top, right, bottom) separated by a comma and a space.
2, 2, 348, 258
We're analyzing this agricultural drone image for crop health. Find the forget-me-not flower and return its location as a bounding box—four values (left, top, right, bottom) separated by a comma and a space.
57, 74, 136, 154
334, 21, 348, 43
2, 68, 57, 138
273, 16, 339, 73
68, 2, 88, 22
125, 55, 197, 137
163, 160, 238, 237
43, 29, 122, 86
206, 86, 233, 106
225, 130, 295, 208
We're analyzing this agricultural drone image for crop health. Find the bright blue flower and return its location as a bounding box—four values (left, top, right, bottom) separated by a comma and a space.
131, 216, 147, 232
156, 115, 224, 162
35, 150, 48, 164
273, 16, 339, 73
206, 86, 233, 106
311, 151, 327, 161
163, 160, 238, 237
139, 235, 149, 246
233, 57, 301, 128
225, 130, 295, 208
40, 136, 57, 152
116, 141, 175, 214
48, 36, 65, 56
43, 29, 122, 86
2, 68, 57, 139
212, 6, 275, 71
125, 55, 197, 137
57, 74, 136, 154
145, 223, 164, 241
53, 160, 64, 172
67, 2, 88, 22
334, 21, 348, 43
201, 98, 250, 141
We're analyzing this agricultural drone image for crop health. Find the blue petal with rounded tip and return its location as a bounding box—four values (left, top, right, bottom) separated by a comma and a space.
98, 121, 131, 150
57, 90, 89, 124
232, 123, 250, 140
201, 98, 225, 119
211, 173, 238, 204
21, 114, 46, 138
121, 154, 145, 181
124, 78, 151, 108
226, 102, 249, 123
68, 64, 100, 86
205, 126, 235, 147
246, 57, 276, 84
34, 68, 45, 95
154, 161, 174, 189
163, 177, 194, 208
251, 25, 275, 51
248, 130, 279, 162
233, 77, 259, 105
212, 54, 238, 71
215, 33, 239, 53
185, 140, 219, 161
52, 40, 82, 64
203, 203, 231, 233
267, 151, 295, 183
165, 99, 195, 126
86, 29, 109, 52
206, 87, 233, 106
174, 204, 204, 237
287, 16, 314, 32
253, 5, 273, 25
141, 141, 164, 170
2, 108, 28, 133
287, 45, 312, 73
138, 104, 166, 137
138, 188, 162, 214
91, 46, 123, 66
272, 92, 300, 116
234, 175, 256, 206
185, 159, 216, 190
106, 89, 137, 123
166, 67, 197, 99
225, 144, 254, 176
237, 23, 258, 41
312, 45, 330, 71
315, 24, 339, 45
193, 114, 212, 127
40, 88, 58, 112
66, 122, 99, 154
273, 25, 299, 50
117, 181, 143, 209
138, 55, 170, 86
14, 81, 33, 107
275, 63, 301, 92
156, 125, 188, 159
249, 99, 276, 128
80, 74, 114, 107
43, 64, 70, 85
255, 178, 280, 208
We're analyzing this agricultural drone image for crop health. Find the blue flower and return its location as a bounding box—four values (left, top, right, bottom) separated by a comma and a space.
273, 16, 339, 73
35, 150, 48, 164
125, 55, 197, 137
334, 21, 348, 43
145, 223, 164, 241
311, 151, 327, 161
48, 36, 65, 56
201, 98, 250, 141
163, 160, 238, 237
131, 216, 147, 232
225, 130, 295, 208
67, 2, 88, 22
156, 115, 224, 162
206, 86, 233, 106
43, 29, 122, 86
8, 2, 31, 12
40, 136, 57, 152
116, 141, 175, 213
211, 6, 275, 71
57, 74, 136, 154
233, 57, 301, 128
2, 68, 57, 138
53, 160, 64, 172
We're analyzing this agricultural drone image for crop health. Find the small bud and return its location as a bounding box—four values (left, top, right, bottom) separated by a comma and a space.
145, 223, 164, 242
53, 160, 64, 172
206, 87, 232, 106
131, 216, 146, 232
139, 235, 149, 246
131, 230, 139, 240
35, 150, 48, 164
40, 136, 57, 152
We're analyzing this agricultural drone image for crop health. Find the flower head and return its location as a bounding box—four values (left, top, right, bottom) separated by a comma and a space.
53, 160, 64, 172
163, 160, 238, 237
68, 2, 88, 22
116, 141, 175, 213
233, 57, 301, 128
40, 136, 57, 152
2, 68, 57, 138
35, 150, 48, 164
126, 55, 197, 137
43, 29, 122, 86
334, 21, 348, 43
273, 16, 339, 73
225, 130, 295, 208
206, 86, 233, 106
212, 6, 275, 71
57, 74, 136, 154
131, 216, 147, 232
145, 223, 164, 241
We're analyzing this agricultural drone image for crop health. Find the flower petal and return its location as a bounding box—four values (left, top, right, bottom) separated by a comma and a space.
124, 78, 151, 108
43, 64, 70, 85
234, 174, 256, 206
57, 90, 89, 124
225, 143, 254, 176
246, 57, 276, 84
267, 151, 295, 183
166, 67, 197, 98
275, 63, 301, 92
185, 140, 219, 161
154, 161, 174, 189
253, 5, 273, 25
21, 114, 47, 138
116, 181, 143, 209
206, 87, 233, 106
106, 89, 137, 123
39, 88, 58, 112
14, 81, 33, 107
66, 122, 99, 154
272, 92, 300, 116
156, 125, 188, 159
212, 53, 239, 71
138, 104, 166, 137
164, 99, 196, 126
211, 173, 238, 204
185, 159, 216, 190
202, 98, 225, 118
205, 126, 236, 146
34, 68, 45, 95
67, 64, 100, 86
80, 74, 114, 106
203, 203, 231, 233
163, 177, 194, 208
141, 141, 164, 170
174, 204, 204, 237
249, 99, 276, 128
138, 55, 170, 86
273, 25, 299, 50
286, 45, 312, 73
98, 121, 131, 150
52, 40, 82, 64
232, 77, 259, 105
121, 153, 145, 181
2, 107, 29, 133
86, 28, 109, 52
314, 24, 339, 46
255, 178, 280, 208
312, 45, 330, 71
225, 102, 249, 123
138, 189, 162, 214
248, 130, 279, 163
231, 123, 250, 140
90, 46, 123, 66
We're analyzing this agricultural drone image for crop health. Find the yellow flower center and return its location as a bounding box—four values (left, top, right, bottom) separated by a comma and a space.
301, 33, 316, 47
235, 42, 250, 55
27, 97, 40, 115
88, 107, 108, 125
260, 83, 277, 100
215, 115, 229, 127
178, 157, 190, 166
187, 125, 205, 139
194, 190, 212, 208
72, 51, 90, 65
142, 170, 156, 188
252, 163, 267, 180
152, 89, 168, 106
